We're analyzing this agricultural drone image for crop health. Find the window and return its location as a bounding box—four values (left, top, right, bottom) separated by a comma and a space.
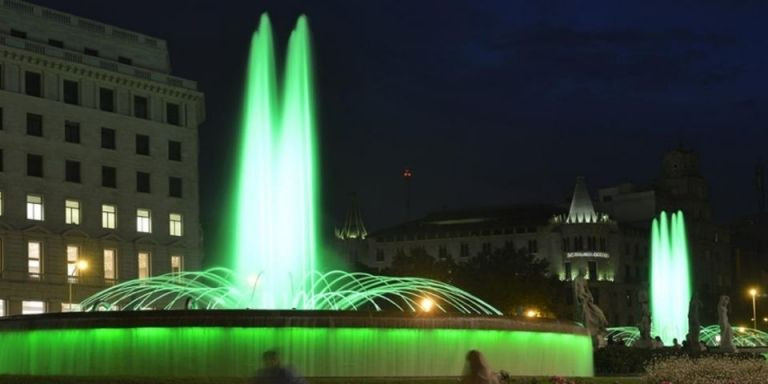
136, 134, 150, 155
64, 121, 80, 143
102, 166, 116, 188
65, 200, 81, 225
588, 261, 598, 281
166, 103, 180, 126
118, 56, 132, 65
564, 262, 572, 281
438, 245, 447, 259
63, 80, 79, 105
137, 172, 150, 193
375, 249, 384, 262
481, 242, 491, 255
10, 29, 27, 39
0, 107, 3, 129
0, 149, 3, 172
626, 290, 633, 307
134, 96, 148, 119
66, 245, 80, 278
48, 39, 63, 48
460, 243, 470, 258
0, 191, 3, 216
599, 237, 607, 252
169, 213, 183, 236
137, 209, 151, 233
102, 204, 116, 229
138, 252, 150, 279
84, 47, 99, 57
28, 241, 42, 275
65, 160, 81, 183
168, 141, 181, 161
104, 249, 116, 280
24, 71, 42, 97
101, 127, 116, 149
528, 239, 538, 253
169, 177, 182, 197
22, 301, 45, 315
26, 194, 43, 221
171, 255, 183, 274
99, 88, 114, 112
27, 150, 47, 175
27, 113, 43, 136
0, 299, 4, 317
61, 303, 81, 312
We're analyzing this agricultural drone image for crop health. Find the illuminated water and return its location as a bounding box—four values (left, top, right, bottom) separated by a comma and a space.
607, 325, 768, 348
0, 325, 593, 377
650, 210, 691, 345
231, 14, 319, 309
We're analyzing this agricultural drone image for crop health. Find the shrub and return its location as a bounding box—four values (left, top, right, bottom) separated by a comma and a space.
645, 355, 768, 384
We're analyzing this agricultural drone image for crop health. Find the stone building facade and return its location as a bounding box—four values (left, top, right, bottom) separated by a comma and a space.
0, 0, 204, 315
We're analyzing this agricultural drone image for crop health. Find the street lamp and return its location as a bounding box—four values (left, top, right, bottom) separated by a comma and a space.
420, 297, 434, 313
749, 288, 758, 330
68, 260, 88, 311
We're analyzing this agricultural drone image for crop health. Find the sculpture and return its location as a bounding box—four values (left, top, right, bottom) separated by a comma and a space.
718, 295, 737, 353
573, 266, 608, 348
634, 290, 654, 349
687, 293, 702, 354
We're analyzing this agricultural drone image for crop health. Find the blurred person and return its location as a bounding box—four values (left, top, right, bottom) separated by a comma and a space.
253, 350, 307, 384
461, 349, 499, 384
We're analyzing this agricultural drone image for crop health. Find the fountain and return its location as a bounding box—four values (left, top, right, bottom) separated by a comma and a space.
0, 14, 593, 378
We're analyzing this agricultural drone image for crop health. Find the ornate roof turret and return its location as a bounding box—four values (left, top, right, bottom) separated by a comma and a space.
566, 177, 599, 223
335, 194, 368, 240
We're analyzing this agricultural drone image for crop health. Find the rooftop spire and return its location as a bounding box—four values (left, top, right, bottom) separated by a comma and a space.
335, 194, 368, 240
567, 176, 598, 223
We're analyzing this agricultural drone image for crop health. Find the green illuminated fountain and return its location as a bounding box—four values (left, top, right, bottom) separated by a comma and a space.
231, 13, 319, 309
650, 210, 691, 346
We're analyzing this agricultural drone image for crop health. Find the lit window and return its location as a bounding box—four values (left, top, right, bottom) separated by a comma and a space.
28, 241, 41, 276
22, 301, 45, 315
66, 245, 79, 278
137, 209, 151, 233
0, 191, 3, 216
138, 252, 150, 279
65, 199, 80, 225
171, 255, 183, 274
169, 213, 183, 237
61, 303, 81, 312
103, 249, 116, 280
102, 204, 117, 229
0, 299, 5, 316
26, 194, 43, 221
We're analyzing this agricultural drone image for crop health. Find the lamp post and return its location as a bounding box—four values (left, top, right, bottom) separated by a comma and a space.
749, 288, 758, 330
68, 260, 88, 311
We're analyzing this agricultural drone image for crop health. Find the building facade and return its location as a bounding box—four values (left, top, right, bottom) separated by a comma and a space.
0, 0, 204, 315
363, 147, 731, 326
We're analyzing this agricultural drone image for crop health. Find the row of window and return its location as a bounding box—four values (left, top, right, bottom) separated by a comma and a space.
374, 240, 540, 262
376, 226, 539, 243
563, 236, 608, 252
18, 68, 183, 125
1, 110, 183, 161
24, 240, 183, 281
11, 28, 136, 65
0, 152, 183, 196
1, 192, 183, 236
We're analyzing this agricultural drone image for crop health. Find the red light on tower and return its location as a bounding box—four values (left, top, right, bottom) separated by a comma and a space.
403, 167, 413, 179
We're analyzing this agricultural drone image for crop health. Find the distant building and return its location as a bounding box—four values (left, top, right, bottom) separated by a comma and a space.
334, 194, 368, 265
363, 146, 732, 326
0, 1, 205, 315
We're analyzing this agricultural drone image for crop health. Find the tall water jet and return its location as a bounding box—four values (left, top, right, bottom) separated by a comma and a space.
231, 14, 319, 309
650, 210, 691, 345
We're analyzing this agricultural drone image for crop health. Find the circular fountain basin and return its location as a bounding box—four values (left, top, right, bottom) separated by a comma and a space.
0, 310, 593, 378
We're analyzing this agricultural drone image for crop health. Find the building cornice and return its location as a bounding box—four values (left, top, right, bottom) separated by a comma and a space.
0, 44, 203, 102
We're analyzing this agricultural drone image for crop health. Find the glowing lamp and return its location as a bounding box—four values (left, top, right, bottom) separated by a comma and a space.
77, 260, 89, 271
420, 298, 434, 312
525, 309, 538, 318
750, 288, 758, 297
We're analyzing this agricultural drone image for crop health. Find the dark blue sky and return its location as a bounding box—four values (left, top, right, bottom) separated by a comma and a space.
37, 1, 768, 243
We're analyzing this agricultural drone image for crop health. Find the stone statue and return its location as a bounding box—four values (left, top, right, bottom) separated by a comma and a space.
634, 290, 654, 349
687, 293, 702, 354
718, 295, 737, 353
573, 266, 608, 348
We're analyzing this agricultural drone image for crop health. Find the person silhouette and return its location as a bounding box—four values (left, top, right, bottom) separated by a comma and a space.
253, 350, 307, 384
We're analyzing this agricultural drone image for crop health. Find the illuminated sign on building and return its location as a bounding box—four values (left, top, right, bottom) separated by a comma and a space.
566, 251, 609, 258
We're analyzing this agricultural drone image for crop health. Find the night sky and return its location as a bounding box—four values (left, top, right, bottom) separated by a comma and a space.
35, 1, 768, 258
